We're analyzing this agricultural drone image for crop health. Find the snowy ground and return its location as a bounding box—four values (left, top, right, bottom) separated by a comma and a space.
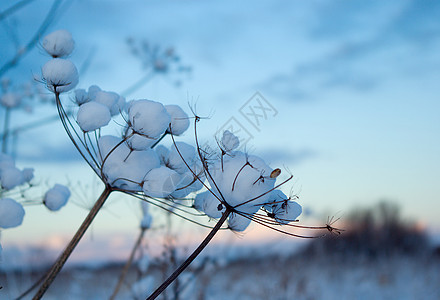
1, 251, 439, 299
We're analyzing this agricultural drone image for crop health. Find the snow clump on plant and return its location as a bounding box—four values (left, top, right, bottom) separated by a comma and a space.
42, 29, 75, 58
44, 184, 71, 211
42, 58, 78, 93
0, 198, 25, 229
192, 130, 302, 231
0, 153, 71, 231
41, 30, 79, 93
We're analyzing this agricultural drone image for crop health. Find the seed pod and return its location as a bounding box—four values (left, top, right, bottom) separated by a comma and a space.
270, 168, 281, 178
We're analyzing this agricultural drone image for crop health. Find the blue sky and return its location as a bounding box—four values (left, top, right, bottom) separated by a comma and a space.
1, 0, 440, 247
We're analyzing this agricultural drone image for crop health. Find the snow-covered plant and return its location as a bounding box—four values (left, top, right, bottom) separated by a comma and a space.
0, 153, 71, 255
122, 37, 192, 96
0, 0, 68, 155
30, 29, 341, 300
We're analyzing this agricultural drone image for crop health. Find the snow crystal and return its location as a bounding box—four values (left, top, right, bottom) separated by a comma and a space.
77, 101, 111, 132
42, 29, 74, 58
44, 184, 71, 211
0, 198, 25, 229
128, 100, 171, 139
165, 104, 190, 135
42, 58, 78, 93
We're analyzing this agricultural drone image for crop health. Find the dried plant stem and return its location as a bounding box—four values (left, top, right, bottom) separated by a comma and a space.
32, 186, 112, 300
1, 107, 10, 153
109, 228, 146, 300
147, 209, 231, 300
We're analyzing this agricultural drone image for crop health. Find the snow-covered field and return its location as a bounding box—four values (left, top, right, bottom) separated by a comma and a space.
2, 250, 439, 299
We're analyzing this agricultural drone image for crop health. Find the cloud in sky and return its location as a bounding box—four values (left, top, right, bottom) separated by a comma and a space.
259, 0, 440, 101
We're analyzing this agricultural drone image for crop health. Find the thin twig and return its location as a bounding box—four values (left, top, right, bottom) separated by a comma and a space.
147, 209, 231, 300
0, 0, 35, 21
1, 108, 10, 153
110, 228, 146, 300
32, 186, 112, 299
0, 0, 62, 77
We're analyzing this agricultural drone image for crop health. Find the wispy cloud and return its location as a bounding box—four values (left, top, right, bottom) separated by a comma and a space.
260, 1, 440, 101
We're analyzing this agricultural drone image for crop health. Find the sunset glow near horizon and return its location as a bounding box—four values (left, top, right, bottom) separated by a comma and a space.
1, 0, 439, 253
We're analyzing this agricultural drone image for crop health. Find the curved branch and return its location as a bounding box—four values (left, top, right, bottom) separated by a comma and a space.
147, 209, 231, 299
0, 0, 62, 77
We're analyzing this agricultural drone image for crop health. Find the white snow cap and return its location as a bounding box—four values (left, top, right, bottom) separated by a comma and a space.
167, 142, 198, 174
98, 135, 160, 191
164, 105, 190, 135
87, 85, 101, 100
169, 171, 203, 199
42, 58, 78, 93
196, 150, 287, 231
124, 128, 156, 151
0, 166, 24, 190
44, 184, 71, 211
0, 198, 25, 229
0, 154, 33, 188
1, 93, 21, 108
42, 29, 75, 58
142, 166, 181, 198
128, 100, 171, 139
77, 101, 111, 132
221, 130, 239, 152
265, 190, 302, 225
228, 213, 252, 232
94, 90, 124, 116
194, 191, 224, 219
208, 151, 275, 209
155, 145, 169, 165
21, 168, 34, 183
74, 89, 89, 105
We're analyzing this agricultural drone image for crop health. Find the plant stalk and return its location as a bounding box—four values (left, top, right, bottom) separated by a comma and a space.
32, 186, 112, 300
2, 107, 10, 153
109, 228, 146, 300
147, 209, 231, 300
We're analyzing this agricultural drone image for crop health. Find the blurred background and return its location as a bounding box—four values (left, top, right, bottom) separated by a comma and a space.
1, 0, 439, 299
